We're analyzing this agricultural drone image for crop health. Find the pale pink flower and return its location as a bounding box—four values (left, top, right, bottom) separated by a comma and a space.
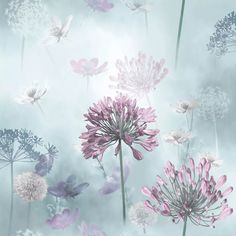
79, 222, 107, 236
84, 0, 114, 12
110, 52, 168, 98
163, 130, 191, 145
80, 94, 159, 160
46, 208, 80, 230
70, 58, 108, 77
200, 153, 223, 167
142, 158, 233, 228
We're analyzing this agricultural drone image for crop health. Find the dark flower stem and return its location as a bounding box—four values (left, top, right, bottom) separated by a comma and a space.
118, 139, 126, 224
8, 162, 14, 236
26, 202, 31, 229
182, 218, 187, 236
175, 0, 186, 69
21, 36, 25, 71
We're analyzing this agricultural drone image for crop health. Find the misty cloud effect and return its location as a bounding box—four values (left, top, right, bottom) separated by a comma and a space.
0, 0, 235, 235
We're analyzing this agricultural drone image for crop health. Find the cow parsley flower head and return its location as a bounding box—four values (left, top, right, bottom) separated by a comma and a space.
5, 0, 49, 37
142, 158, 233, 231
128, 202, 157, 230
196, 87, 230, 121
14, 172, 48, 201
80, 93, 159, 160
110, 52, 168, 98
207, 11, 236, 56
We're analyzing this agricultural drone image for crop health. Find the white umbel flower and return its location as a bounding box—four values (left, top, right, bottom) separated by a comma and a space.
14, 172, 47, 202
128, 202, 157, 231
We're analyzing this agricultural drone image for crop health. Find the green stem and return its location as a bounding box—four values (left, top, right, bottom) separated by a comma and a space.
8, 162, 14, 236
182, 218, 187, 236
21, 36, 25, 71
26, 202, 31, 229
144, 11, 148, 34
213, 118, 219, 158
175, 0, 186, 70
118, 139, 126, 224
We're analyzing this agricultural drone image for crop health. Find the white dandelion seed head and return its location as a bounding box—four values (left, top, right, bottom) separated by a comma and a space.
196, 86, 230, 121
14, 172, 48, 202
16, 229, 42, 236
5, 0, 49, 37
128, 202, 157, 228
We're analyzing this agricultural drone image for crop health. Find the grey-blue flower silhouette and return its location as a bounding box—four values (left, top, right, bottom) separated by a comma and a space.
207, 11, 236, 56
0, 129, 58, 236
48, 175, 89, 199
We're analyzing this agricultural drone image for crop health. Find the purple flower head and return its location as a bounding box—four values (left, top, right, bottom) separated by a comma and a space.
80, 94, 159, 160
70, 58, 108, 77
79, 221, 108, 236
84, 0, 114, 12
46, 208, 80, 230
110, 52, 168, 98
207, 11, 236, 56
48, 175, 89, 199
99, 161, 130, 194
142, 158, 233, 228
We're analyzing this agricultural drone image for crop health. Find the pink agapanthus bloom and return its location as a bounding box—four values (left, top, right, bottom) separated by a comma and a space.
46, 208, 80, 230
79, 222, 107, 236
110, 52, 168, 98
80, 94, 159, 160
84, 0, 114, 12
142, 158, 233, 235
70, 58, 108, 77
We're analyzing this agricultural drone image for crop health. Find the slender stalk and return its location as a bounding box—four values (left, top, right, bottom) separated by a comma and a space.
144, 11, 148, 34
21, 36, 25, 71
143, 224, 146, 234
8, 162, 14, 236
146, 94, 151, 107
36, 101, 44, 114
96, 157, 107, 178
175, 0, 186, 69
182, 218, 187, 236
87, 76, 90, 90
213, 118, 219, 158
118, 139, 126, 224
26, 202, 31, 229
185, 110, 194, 161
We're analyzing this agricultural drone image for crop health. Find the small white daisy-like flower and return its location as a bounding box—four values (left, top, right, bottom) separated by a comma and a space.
16, 229, 42, 236
128, 202, 157, 231
14, 172, 48, 202
172, 100, 198, 113
16, 82, 47, 105
199, 153, 223, 167
163, 130, 191, 145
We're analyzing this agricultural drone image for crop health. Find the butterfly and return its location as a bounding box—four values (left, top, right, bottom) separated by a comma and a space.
43, 15, 73, 45
48, 175, 89, 199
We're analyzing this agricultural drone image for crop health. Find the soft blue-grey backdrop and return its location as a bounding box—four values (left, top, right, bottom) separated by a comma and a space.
0, 0, 236, 235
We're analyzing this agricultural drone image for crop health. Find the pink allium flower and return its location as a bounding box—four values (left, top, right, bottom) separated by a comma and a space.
142, 158, 233, 231
84, 0, 114, 12
110, 52, 168, 98
80, 94, 159, 160
46, 208, 80, 230
163, 130, 191, 145
79, 222, 107, 236
70, 58, 108, 77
